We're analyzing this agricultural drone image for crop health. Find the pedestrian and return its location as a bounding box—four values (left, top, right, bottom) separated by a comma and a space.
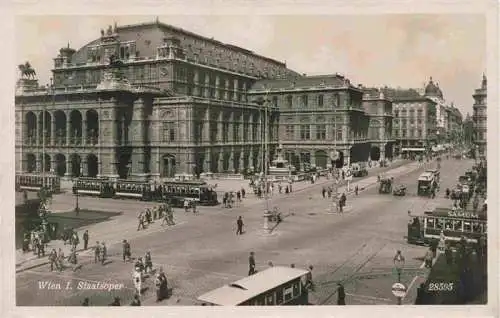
133, 268, 142, 295
445, 244, 453, 265
68, 246, 78, 265
83, 230, 89, 250
278, 183, 282, 194
355, 185, 359, 196
155, 267, 169, 302
49, 248, 57, 271
130, 294, 141, 306
56, 248, 65, 271
306, 265, 315, 291
236, 216, 244, 235
236, 191, 241, 202
94, 241, 101, 263
248, 251, 256, 276
144, 251, 153, 273
153, 207, 158, 221
137, 211, 145, 231
424, 248, 433, 268
192, 201, 197, 214
100, 242, 107, 265
184, 199, 190, 213
337, 283, 346, 305
82, 298, 90, 306
241, 187, 246, 198
322, 187, 326, 198
123, 239, 131, 262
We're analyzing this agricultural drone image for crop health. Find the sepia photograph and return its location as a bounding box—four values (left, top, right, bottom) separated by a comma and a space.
7, 3, 497, 315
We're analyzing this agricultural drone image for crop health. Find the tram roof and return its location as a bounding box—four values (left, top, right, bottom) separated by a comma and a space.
421, 207, 486, 220
197, 266, 309, 306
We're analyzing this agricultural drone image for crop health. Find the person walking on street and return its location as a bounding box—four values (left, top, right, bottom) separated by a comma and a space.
355, 185, 359, 196
123, 239, 131, 262
137, 211, 145, 231
83, 230, 89, 250
248, 252, 256, 276
322, 187, 326, 199
337, 283, 346, 305
94, 241, 101, 263
49, 248, 57, 271
236, 216, 244, 235
241, 187, 246, 199
100, 242, 107, 265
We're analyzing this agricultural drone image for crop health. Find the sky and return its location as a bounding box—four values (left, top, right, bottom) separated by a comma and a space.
15, 14, 486, 117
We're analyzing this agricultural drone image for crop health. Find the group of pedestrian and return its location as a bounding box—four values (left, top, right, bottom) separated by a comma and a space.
138, 204, 176, 230
93, 241, 108, 265
48, 247, 66, 271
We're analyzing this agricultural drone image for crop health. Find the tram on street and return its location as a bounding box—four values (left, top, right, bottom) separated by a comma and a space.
16, 173, 61, 194
197, 266, 311, 306
407, 207, 487, 245
417, 172, 436, 196
71, 178, 218, 205
161, 180, 218, 206
72, 177, 114, 198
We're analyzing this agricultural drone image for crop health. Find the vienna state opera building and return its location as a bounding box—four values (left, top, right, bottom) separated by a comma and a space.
15, 20, 398, 180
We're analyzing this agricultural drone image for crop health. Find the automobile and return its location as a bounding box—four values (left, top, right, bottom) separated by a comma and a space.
393, 185, 407, 196
351, 163, 368, 177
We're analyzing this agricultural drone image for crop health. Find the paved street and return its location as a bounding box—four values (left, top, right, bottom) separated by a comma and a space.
16, 158, 474, 306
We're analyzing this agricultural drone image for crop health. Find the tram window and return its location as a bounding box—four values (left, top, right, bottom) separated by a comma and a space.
293, 282, 300, 297
436, 219, 444, 230
266, 294, 274, 305
276, 289, 284, 305
453, 220, 463, 231
472, 223, 482, 233
445, 220, 452, 230
427, 218, 435, 229
463, 222, 472, 232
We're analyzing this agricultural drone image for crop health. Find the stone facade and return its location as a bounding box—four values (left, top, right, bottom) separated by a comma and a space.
15, 21, 292, 179
472, 74, 487, 158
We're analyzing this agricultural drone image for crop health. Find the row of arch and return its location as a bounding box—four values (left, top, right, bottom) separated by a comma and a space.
25, 153, 99, 177
24, 109, 99, 144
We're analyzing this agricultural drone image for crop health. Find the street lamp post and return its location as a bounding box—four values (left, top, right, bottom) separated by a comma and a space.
393, 250, 405, 305
262, 90, 271, 233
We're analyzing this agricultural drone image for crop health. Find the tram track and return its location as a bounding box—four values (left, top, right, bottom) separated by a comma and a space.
315, 240, 387, 305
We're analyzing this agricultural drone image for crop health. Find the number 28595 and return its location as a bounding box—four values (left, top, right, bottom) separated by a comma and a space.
428, 282, 454, 292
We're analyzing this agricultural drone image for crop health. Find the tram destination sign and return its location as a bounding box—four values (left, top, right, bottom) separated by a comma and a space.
447, 211, 480, 219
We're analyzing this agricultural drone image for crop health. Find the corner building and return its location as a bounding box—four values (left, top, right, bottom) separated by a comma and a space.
472, 74, 487, 158
15, 21, 298, 179
249, 76, 395, 168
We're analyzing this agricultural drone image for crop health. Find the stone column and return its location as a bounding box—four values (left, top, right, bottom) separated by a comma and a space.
215, 75, 221, 99
229, 112, 235, 142
242, 82, 247, 102
225, 79, 230, 100
233, 78, 239, 101
380, 143, 386, 162
204, 73, 210, 98
204, 148, 211, 173
131, 99, 147, 178
66, 111, 71, 145
51, 118, 56, 146
218, 111, 224, 143
36, 112, 41, 146
82, 119, 87, 145
239, 151, 244, 172
204, 110, 210, 144
82, 158, 88, 176
218, 149, 224, 172
36, 157, 41, 173
65, 158, 71, 177
311, 151, 316, 167
193, 69, 200, 96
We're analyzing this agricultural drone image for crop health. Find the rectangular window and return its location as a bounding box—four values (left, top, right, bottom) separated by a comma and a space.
316, 124, 326, 140
317, 94, 324, 107
162, 122, 176, 142
276, 290, 284, 305
286, 125, 294, 140
243, 123, 249, 141
222, 123, 229, 143
417, 129, 422, 137
233, 123, 240, 141
402, 130, 407, 137
272, 96, 278, 107
252, 123, 258, 141
300, 125, 310, 140
336, 129, 342, 141
302, 95, 308, 107
287, 95, 293, 108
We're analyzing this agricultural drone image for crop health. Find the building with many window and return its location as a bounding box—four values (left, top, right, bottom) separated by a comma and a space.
15, 20, 298, 179
249, 75, 393, 170
472, 74, 487, 158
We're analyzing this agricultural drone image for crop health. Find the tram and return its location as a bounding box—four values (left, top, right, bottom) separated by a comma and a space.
15, 173, 61, 194
71, 178, 218, 205
197, 266, 311, 306
417, 172, 436, 196
407, 207, 486, 245
72, 177, 114, 198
